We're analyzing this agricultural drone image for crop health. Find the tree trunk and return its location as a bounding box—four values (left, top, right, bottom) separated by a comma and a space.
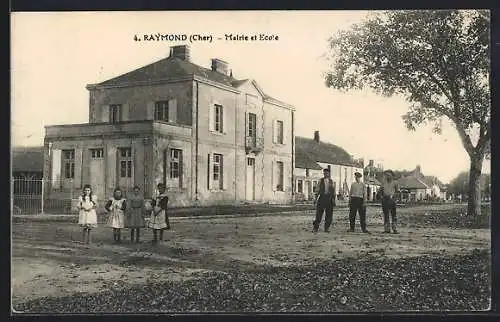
467, 153, 484, 217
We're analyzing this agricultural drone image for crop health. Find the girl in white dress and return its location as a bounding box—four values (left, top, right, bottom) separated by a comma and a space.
77, 184, 98, 244
105, 187, 127, 243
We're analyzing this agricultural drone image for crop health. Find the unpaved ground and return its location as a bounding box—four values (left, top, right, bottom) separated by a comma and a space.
11, 205, 490, 308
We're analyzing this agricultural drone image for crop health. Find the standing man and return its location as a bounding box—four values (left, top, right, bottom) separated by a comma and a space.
313, 168, 336, 233
348, 172, 370, 233
379, 170, 399, 234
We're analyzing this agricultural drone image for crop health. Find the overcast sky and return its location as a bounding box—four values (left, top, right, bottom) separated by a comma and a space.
11, 11, 490, 183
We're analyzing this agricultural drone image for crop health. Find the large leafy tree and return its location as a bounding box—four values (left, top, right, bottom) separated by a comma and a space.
324, 10, 490, 216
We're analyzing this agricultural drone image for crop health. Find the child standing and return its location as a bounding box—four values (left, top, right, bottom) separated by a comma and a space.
77, 184, 98, 244
148, 183, 170, 244
126, 185, 145, 243
105, 187, 127, 243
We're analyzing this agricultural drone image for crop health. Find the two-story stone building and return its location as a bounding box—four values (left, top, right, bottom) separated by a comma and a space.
43, 45, 295, 207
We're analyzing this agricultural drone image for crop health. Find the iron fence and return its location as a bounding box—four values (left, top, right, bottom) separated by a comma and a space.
11, 178, 76, 215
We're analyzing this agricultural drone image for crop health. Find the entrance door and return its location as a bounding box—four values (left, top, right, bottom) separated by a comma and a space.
246, 158, 255, 200
89, 148, 105, 202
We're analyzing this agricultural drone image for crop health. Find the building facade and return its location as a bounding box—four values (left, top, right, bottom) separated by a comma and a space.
43, 45, 295, 207
294, 131, 364, 202
396, 165, 446, 201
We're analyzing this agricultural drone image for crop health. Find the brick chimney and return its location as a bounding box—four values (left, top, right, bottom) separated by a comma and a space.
369, 160, 374, 167
416, 165, 421, 173
314, 131, 320, 143
170, 45, 190, 61
211, 58, 229, 75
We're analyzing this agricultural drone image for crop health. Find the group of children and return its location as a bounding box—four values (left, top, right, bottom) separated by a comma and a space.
76, 183, 171, 245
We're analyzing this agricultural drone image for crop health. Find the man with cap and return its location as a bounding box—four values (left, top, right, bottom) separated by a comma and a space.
348, 171, 370, 233
379, 170, 399, 234
313, 168, 336, 233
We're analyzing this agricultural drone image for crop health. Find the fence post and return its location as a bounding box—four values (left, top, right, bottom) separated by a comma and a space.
41, 178, 45, 215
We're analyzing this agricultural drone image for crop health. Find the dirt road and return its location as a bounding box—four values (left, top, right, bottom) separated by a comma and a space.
12, 205, 490, 310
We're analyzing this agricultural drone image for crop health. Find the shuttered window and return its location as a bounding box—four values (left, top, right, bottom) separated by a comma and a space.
62, 149, 75, 179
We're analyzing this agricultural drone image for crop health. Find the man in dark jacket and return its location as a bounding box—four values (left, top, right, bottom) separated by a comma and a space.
313, 168, 337, 233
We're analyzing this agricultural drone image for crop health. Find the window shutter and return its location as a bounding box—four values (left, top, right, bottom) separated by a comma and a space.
121, 103, 130, 122
106, 146, 117, 189
168, 99, 177, 123
282, 121, 286, 145
272, 161, 276, 191
274, 121, 278, 144
101, 105, 109, 123
222, 155, 227, 190
74, 148, 83, 188
51, 149, 62, 189
282, 161, 286, 191
245, 112, 248, 138
116, 148, 120, 187
208, 104, 214, 132
180, 150, 187, 189
131, 145, 136, 188
147, 102, 155, 120
222, 106, 227, 134
207, 154, 211, 190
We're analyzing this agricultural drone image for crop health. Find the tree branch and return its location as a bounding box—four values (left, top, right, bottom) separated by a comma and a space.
420, 65, 456, 104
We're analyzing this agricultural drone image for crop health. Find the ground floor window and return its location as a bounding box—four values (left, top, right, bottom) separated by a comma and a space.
297, 180, 303, 193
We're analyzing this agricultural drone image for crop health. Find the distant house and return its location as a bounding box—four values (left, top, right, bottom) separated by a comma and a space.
396, 165, 446, 201
12, 147, 44, 179
294, 131, 364, 202
294, 142, 323, 201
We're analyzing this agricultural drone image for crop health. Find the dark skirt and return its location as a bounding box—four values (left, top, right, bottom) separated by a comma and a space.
126, 207, 145, 228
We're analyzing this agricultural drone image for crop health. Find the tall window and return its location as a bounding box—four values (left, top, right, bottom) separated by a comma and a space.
213, 153, 223, 190
118, 148, 132, 178
168, 149, 182, 188
110, 104, 122, 123
276, 161, 284, 191
276, 120, 284, 144
155, 101, 169, 121
248, 113, 257, 138
306, 169, 310, 177
297, 180, 303, 193
62, 149, 75, 179
214, 104, 224, 133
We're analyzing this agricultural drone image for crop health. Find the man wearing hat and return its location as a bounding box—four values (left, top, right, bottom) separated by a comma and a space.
379, 170, 399, 234
313, 168, 336, 233
348, 171, 370, 233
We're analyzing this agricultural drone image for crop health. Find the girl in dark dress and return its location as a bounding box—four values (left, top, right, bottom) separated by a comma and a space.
126, 185, 145, 243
